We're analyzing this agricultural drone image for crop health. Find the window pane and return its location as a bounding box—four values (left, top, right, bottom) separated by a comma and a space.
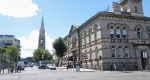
123, 35, 126, 39
118, 48, 123, 58
112, 48, 116, 58
123, 30, 127, 39
110, 34, 114, 38
124, 48, 129, 58
95, 50, 98, 58
137, 32, 141, 39
117, 34, 120, 39
110, 29, 114, 34
137, 32, 140, 35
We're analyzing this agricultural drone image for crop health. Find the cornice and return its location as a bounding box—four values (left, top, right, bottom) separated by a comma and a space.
79, 11, 150, 30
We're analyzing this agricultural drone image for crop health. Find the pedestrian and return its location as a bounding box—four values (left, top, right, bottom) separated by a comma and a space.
94, 63, 96, 71
110, 64, 113, 71
114, 64, 116, 71
122, 64, 126, 71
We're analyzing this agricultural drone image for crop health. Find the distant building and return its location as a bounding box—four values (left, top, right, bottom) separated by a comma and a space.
63, 0, 150, 70
52, 53, 57, 63
0, 35, 21, 64
38, 17, 45, 49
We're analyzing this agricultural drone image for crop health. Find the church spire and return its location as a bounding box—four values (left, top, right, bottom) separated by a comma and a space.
40, 16, 44, 31
38, 16, 45, 49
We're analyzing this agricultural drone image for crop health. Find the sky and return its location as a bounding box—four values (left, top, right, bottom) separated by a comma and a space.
0, 0, 149, 58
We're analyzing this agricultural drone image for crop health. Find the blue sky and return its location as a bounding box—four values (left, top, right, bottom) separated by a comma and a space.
0, 0, 149, 58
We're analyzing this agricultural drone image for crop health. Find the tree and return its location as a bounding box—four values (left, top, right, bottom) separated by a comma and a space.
3, 45, 20, 63
0, 48, 6, 53
33, 48, 52, 62
52, 37, 67, 66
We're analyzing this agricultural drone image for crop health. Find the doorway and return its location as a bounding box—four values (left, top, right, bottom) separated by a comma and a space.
140, 51, 148, 70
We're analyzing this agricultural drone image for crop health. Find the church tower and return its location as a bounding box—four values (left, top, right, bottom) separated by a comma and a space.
38, 17, 45, 49
119, 0, 143, 16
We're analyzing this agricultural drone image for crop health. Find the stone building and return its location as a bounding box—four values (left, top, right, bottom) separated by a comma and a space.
63, 0, 150, 70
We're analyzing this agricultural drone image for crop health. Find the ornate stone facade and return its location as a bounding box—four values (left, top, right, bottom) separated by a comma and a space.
63, 0, 150, 70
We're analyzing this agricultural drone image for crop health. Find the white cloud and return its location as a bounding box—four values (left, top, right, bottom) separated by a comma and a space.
18, 30, 53, 58
0, 0, 40, 18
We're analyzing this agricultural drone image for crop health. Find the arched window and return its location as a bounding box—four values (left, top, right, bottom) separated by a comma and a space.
90, 52, 92, 60
137, 28, 141, 39
123, 27, 127, 39
124, 46, 129, 58
94, 25, 98, 40
116, 27, 121, 39
135, 7, 137, 13
80, 34, 83, 46
95, 48, 98, 58
89, 29, 92, 44
110, 26, 114, 38
118, 46, 123, 58
111, 46, 116, 58
84, 31, 87, 45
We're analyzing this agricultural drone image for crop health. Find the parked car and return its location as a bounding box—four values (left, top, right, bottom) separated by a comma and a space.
38, 61, 47, 69
27, 63, 33, 67
46, 64, 50, 69
48, 64, 56, 70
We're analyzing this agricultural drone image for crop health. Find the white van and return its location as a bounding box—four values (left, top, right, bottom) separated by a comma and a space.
17, 61, 25, 70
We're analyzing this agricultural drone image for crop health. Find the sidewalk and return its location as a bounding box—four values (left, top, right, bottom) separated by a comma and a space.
0, 68, 10, 74
57, 67, 95, 72
0, 68, 21, 74
57, 67, 150, 73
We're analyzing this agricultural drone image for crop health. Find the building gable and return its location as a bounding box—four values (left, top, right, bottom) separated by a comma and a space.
69, 24, 78, 35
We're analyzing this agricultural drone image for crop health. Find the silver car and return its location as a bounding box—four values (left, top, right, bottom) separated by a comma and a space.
48, 64, 56, 70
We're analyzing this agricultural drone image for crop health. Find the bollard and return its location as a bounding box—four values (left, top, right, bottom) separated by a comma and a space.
8, 68, 9, 73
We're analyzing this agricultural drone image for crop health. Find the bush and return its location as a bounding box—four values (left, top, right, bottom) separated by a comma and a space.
9, 63, 15, 68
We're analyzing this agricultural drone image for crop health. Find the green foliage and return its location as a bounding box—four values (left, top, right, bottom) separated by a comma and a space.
52, 37, 67, 57
3, 45, 20, 62
52, 37, 67, 66
0, 48, 6, 53
9, 63, 15, 68
33, 48, 52, 61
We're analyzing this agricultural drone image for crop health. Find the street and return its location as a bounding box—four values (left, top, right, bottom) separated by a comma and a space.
0, 66, 150, 80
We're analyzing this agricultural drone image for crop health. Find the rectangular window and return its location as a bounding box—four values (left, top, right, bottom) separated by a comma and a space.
95, 49, 98, 58
118, 48, 123, 58
123, 30, 127, 39
110, 29, 114, 38
124, 48, 129, 58
82, 38, 84, 45
112, 48, 116, 58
